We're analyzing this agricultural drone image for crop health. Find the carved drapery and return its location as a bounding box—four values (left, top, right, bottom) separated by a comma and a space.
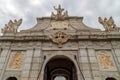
1, 19, 22, 33
98, 17, 119, 32
97, 52, 115, 69
8, 51, 24, 69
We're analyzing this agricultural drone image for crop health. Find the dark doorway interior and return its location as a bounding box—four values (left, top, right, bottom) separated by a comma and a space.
44, 56, 78, 80
106, 77, 117, 80
6, 77, 17, 80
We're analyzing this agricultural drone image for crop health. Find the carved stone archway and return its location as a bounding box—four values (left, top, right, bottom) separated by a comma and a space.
106, 77, 117, 80
6, 77, 17, 80
44, 56, 78, 80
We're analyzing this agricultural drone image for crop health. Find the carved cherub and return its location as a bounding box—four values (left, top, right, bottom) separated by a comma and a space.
98, 17, 119, 32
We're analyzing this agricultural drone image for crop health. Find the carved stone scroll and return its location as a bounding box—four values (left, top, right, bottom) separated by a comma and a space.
98, 17, 119, 32
1, 19, 22, 33
97, 52, 115, 69
51, 5, 68, 21
8, 51, 24, 69
49, 31, 71, 48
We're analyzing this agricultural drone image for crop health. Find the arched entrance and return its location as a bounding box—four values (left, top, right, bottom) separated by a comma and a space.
6, 77, 17, 80
106, 77, 117, 80
44, 56, 78, 80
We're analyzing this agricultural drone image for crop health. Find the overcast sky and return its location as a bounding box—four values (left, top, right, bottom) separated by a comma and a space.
0, 0, 120, 32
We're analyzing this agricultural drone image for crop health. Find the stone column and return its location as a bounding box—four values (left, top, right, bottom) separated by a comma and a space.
29, 47, 42, 80
113, 48, 120, 77
87, 48, 100, 80
78, 47, 92, 80
21, 48, 34, 80
0, 48, 11, 80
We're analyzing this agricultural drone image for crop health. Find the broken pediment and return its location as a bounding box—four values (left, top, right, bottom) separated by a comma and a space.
20, 5, 100, 33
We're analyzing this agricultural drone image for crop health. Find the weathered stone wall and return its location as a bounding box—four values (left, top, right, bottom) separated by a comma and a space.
0, 39, 120, 80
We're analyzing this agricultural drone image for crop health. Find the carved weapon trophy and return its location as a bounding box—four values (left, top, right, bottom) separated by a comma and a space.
1, 19, 22, 33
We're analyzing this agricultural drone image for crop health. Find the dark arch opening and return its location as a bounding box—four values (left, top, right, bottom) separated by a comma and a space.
106, 77, 117, 80
44, 56, 78, 80
6, 77, 17, 80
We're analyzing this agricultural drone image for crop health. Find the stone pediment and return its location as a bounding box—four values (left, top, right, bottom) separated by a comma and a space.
21, 16, 100, 33
21, 5, 100, 33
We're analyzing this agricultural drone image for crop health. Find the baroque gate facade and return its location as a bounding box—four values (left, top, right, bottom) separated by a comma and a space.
0, 5, 120, 80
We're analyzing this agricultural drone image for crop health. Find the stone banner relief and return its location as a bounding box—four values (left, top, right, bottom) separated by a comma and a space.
97, 52, 115, 70
8, 51, 24, 69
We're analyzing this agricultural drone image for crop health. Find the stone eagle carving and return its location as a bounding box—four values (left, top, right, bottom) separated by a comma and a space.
49, 31, 71, 48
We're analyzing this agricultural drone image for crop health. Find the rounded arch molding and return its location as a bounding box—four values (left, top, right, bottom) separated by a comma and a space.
40, 53, 81, 80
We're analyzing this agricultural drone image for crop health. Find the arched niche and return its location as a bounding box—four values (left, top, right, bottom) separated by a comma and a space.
43, 56, 78, 80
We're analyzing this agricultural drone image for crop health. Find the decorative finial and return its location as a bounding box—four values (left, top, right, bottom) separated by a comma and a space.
51, 5, 68, 21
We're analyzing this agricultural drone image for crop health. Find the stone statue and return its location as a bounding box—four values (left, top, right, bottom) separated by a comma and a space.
1, 19, 22, 33
98, 17, 119, 32
51, 5, 68, 21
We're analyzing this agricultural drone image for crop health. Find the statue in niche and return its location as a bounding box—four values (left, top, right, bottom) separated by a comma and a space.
8, 51, 24, 69
51, 5, 68, 21
98, 17, 119, 32
98, 52, 115, 69
1, 19, 22, 33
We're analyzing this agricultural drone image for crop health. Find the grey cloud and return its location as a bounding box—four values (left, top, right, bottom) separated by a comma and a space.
0, 0, 120, 32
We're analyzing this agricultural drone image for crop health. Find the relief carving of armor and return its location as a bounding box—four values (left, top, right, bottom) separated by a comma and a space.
8, 51, 24, 69
97, 52, 115, 69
